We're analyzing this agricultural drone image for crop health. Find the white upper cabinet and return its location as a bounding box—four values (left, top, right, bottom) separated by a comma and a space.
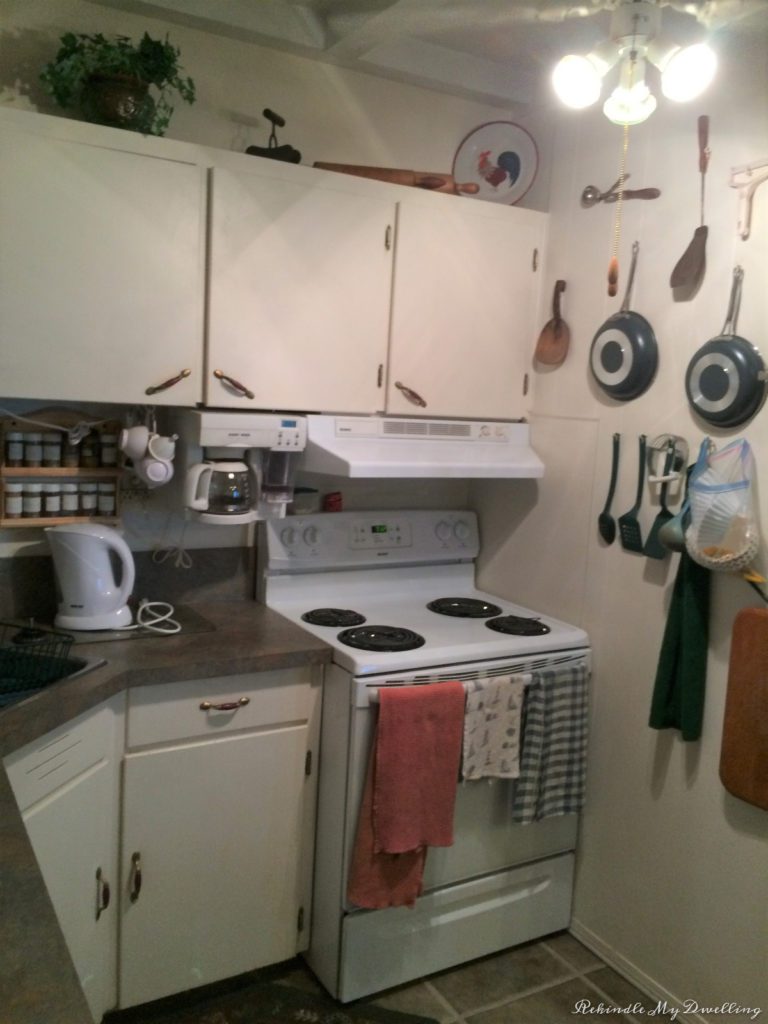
207, 166, 394, 413
386, 197, 544, 420
0, 127, 205, 405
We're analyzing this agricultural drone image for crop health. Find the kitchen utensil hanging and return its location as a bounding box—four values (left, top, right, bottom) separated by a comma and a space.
590, 241, 658, 401
685, 266, 767, 427
618, 434, 647, 553
580, 175, 660, 207
534, 280, 570, 366
597, 432, 620, 545
670, 115, 710, 294
644, 441, 676, 560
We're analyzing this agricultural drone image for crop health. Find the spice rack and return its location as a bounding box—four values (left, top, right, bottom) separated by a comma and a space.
0, 409, 123, 528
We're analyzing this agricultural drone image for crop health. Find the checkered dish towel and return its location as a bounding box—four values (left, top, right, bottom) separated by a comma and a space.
462, 674, 529, 780
511, 662, 590, 824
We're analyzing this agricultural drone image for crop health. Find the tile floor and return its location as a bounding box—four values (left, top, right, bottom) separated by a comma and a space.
283, 931, 658, 1023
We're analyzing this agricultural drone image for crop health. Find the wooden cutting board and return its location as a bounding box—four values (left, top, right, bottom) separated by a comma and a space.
719, 607, 768, 810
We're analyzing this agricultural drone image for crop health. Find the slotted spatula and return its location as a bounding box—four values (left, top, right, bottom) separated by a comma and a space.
618, 434, 647, 552
644, 441, 676, 559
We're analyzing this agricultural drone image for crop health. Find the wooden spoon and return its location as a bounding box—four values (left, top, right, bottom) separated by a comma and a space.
534, 280, 570, 365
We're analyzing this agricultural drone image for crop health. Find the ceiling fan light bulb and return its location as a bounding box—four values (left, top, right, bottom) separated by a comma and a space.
603, 81, 657, 125
552, 55, 602, 109
661, 43, 717, 102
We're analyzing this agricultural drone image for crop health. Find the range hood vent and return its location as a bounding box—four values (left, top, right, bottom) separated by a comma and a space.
301, 415, 544, 479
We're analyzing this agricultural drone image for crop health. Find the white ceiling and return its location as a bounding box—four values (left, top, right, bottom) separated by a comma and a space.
92, 0, 768, 109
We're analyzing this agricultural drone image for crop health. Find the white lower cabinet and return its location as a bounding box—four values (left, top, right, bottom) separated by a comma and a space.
118, 668, 321, 1009
3, 694, 125, 1024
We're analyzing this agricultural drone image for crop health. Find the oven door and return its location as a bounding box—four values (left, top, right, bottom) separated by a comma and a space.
343, 649, 589, 904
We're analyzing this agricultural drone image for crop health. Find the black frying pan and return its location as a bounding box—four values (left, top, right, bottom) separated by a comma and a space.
590, 241, 658, 401
686, 266, 767, 428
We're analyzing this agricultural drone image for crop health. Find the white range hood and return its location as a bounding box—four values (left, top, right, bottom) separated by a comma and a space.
300, 415, 544, 478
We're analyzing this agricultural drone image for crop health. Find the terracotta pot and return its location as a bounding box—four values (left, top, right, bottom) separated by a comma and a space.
81, 73, 150, 128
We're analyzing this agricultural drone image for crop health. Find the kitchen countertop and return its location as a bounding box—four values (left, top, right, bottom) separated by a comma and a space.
0, 602, 332, 1024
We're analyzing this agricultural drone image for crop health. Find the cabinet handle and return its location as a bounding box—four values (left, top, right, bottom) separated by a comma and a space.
394, 381, 427, 408
129, 852, 142, 903
213, 369, 255, 400
145, 368, 191, 395
385, 224, 393, 250
95, 866, 111, 920
199, 696, 251, 712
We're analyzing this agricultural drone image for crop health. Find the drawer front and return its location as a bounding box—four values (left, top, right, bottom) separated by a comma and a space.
4, 693, 125, 811
126, 668, 318, 749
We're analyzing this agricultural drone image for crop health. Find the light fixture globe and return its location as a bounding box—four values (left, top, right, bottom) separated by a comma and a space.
660, 43, 717, 101
603, 81, 658, 125
552, 54, 603, 109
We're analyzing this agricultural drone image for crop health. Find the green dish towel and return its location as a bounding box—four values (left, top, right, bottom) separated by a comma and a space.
649, 549, 710, 741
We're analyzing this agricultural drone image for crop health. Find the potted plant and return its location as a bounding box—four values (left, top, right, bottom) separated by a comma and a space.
40, 31, 196, 137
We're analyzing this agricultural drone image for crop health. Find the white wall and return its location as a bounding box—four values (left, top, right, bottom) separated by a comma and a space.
473, 28, 768, 1020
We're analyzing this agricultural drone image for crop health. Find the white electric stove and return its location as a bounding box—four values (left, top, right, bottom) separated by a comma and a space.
260, 510, 590, 1002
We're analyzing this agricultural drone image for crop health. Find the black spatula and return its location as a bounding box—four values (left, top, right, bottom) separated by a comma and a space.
644, 441, 676, 559
618, 434, 647, 552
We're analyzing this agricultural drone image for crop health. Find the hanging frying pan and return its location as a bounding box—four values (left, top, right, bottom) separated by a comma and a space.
590, 241, 658, 401
686, 266, 767, 428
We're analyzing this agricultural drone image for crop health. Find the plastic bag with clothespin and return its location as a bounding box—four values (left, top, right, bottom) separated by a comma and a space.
685, 438, 760, 574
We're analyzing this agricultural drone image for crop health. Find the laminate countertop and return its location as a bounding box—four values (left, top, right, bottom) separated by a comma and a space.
0, 602, 332, 1024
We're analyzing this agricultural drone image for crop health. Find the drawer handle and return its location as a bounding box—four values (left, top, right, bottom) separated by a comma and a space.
199, 696, 251, 712
145, 368, 191, 395
95, 866, 111, 920
129, 852, 142, 903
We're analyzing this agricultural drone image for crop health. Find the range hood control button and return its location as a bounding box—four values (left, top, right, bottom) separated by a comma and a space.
453, 520, 471, 542
435, 521, 452, 542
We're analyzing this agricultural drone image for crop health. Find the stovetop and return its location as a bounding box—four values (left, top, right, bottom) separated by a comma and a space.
262, 510, 589, 677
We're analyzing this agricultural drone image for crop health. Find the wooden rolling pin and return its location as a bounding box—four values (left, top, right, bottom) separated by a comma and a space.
313, 161, 479, 195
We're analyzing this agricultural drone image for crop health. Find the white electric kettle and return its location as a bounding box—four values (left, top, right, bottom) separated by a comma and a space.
46, 524, 135, 630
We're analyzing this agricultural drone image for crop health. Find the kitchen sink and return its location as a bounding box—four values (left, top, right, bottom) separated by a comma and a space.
0, 652, 107, 709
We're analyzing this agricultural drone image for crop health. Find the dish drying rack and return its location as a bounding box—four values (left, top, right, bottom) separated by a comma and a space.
0, 620, 74, 707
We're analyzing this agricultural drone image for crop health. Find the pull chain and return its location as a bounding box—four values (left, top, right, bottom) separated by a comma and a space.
608, 123, 629, 297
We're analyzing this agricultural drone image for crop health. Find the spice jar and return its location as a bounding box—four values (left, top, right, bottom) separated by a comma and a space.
42, 483, 62, 517
4, 482, 23, 519
23, 433, 43, 467
79, 433, 99, 468
61, 483, 79, 516
42, 432, 63, 467
79, 482, 98, 515
22, 482, 43, 518
99, 433, 118, 466
97, 482, 116, 516
5, 431, 24, 467
62, 438, 80, 468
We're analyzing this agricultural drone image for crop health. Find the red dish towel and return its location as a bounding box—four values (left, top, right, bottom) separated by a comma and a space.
347, 682, 465, 909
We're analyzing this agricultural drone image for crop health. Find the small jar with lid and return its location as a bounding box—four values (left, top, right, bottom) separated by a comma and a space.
61, 483, 79, 516
79, 482, 98, 515
22, 482, 43, 518
79, 433, 99, 468
3, 482, 24, 519
99, 433, 118, 467
42, 483, 62, 517
5, 431, 24, 467
97, 482, 116, 516
23, 432, 43, 468
61, 437, 80, 468
42, 432, 63, 467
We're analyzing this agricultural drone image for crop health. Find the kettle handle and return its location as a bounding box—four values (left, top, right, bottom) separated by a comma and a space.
104, 530, 136, 612
185, 463, 212, 511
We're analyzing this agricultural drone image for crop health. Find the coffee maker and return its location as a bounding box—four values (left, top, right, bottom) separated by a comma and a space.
171, 410, 307, 524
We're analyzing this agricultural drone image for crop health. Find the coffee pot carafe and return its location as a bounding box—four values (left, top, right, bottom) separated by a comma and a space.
184, 460, 258, 523
46, 524, 135, 630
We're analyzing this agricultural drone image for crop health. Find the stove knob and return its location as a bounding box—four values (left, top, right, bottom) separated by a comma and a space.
453, 520, 471, 542
435, 520, 452, 542
280, 526, 297, 546
303, 525, 320, 546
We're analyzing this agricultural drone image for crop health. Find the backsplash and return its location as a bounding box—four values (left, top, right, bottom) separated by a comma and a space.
0, 547, 255, 624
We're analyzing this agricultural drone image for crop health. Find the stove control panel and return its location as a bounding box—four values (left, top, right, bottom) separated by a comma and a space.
265, 510, 479, 571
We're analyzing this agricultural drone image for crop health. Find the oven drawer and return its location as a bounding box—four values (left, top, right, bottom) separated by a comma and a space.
126, 668, 317, 749
339, 852, 574, 1002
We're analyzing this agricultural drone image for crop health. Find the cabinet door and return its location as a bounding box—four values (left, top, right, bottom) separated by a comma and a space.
4, 696, 124, 1023
0, 130, 204, 405
119, 723, 316, 1007
387, 199, 543, 419
207, 167, 393, 413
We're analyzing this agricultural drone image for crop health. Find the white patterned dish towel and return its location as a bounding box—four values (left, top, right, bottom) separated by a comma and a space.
462, 673, 530, 780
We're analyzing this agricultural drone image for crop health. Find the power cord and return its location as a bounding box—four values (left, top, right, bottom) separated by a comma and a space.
119, 599, 182, 635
